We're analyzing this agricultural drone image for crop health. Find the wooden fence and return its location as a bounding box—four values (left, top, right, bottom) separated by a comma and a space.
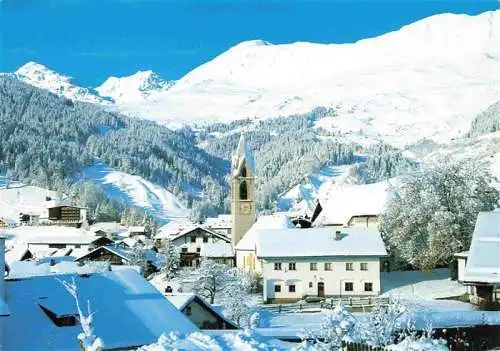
265, 296, 390, 313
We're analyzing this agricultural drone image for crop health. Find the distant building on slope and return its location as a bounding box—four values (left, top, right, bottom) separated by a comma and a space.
47, 205, 87, 228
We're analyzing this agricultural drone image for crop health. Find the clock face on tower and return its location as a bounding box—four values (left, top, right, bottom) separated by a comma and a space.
240, 202, 252, 215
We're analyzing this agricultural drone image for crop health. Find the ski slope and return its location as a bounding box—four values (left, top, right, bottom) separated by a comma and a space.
277, 165, 356, 214
83, 163, 188, 224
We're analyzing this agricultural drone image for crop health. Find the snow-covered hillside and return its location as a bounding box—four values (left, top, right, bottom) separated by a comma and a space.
83, 164, 188, 224
277, 165, 356, 214
96, 70, 174, 104
14, 62, 107, 105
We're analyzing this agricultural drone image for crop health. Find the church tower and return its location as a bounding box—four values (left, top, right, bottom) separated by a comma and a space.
231, 134, 256, 248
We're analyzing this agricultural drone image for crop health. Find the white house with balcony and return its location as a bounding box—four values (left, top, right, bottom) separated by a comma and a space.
244, 227, 387, 303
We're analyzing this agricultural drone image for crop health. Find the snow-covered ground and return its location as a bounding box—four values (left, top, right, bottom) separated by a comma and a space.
83, 163, 188, 224
381, 269, 466, 300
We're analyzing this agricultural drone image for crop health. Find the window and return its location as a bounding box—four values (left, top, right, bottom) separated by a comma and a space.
74, 244, 81, 249
364, 282, 373, 292
274, 262, 282, 270
48, 244, 66, 249
309, 282, 313, 288
310, 263, 317, 271
289, 262, 296, 271
240, 162, 247, 177
196, 247, 201, 253
274, 284, 281, 293
289, 285, 296, 293
190, 236, 196, 243
345, 263, 354, 271
360, 262, 368, 271
345, 282, 354, 292
324, 262, 332, 271
239, 181, 248, 200
181, 247, 188, 253
203, 236, 208, 243
185, 306, 192, 316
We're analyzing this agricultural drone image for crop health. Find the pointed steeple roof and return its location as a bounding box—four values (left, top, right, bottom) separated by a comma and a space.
232, 133, 255, 177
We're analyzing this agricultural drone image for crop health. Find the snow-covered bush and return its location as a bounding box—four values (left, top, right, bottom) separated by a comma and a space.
160, 239, 180, 280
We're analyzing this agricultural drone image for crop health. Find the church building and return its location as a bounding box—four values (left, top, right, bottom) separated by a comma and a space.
231, 134, 256, 248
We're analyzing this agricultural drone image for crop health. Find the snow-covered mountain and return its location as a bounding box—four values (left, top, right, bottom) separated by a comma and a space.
96, 70, 174, 104
14, 62, 107, 105
9, 11, 499, 148
82, 163, 188, 224
115, 10, 500, 146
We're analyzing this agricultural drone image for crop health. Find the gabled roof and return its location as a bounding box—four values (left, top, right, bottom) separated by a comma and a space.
27, 235, 109, 245
75, 245, 165, 268
253, 227, 387, 258
0, 269, 197, 351
166, 293, 238, 329
171, 226, 231, 243
315, 180, 398, 226
129, 226, 146, 232
463, 211, 500, 284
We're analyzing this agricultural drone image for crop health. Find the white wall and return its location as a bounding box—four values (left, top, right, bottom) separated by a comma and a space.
27, 243, 90, 251
236, 250, 262, 273
172, 234, 228, 254
457, 257, 467, 282
261, 256, 381, 301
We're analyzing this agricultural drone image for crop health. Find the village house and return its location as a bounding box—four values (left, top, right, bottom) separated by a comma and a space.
47, 205, 87, 227
26, 235, 112, 256
313, 180, 398, 228
203, 214, 232, 237
200, 242, 235, 267
0, 235, 198, 351
89, 222, 125, 237
237, 226, 387, 303
0, 217, 16, 229
74, 245, 164, 276
166, 293, 238, 330
128, 225, 146, 237
458, 211, 500, 306
161, 226, 232, 268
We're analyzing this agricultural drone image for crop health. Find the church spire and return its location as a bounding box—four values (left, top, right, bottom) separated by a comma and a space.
232, 133, 255, 177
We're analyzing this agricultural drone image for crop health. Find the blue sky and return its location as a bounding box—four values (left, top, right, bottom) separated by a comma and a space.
1, 0, 498, 86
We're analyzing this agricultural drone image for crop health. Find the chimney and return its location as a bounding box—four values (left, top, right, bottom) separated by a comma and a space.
334, 230, 342, 241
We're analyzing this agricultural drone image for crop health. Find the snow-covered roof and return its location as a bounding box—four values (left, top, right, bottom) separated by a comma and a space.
204, 214, 232, 229
170, 226, 231, 243
236, 214, 295, 251
0, 269, 197, 351
200, 242, 234, 258
165, 294, 239, 329
89, 221, 123, 233
5, 245, 32, 265
129, 226, 146, 233
315, 180, 398, 226
75, 245, 166, 268
463, 211, 500, 284
253, 227, 387, 258
27, 235, 103, 245
156, 219, 195, 239
232, 134, 255, 177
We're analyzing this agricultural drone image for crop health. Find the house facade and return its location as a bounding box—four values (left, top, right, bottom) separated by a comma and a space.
262, 256, 382, 302
27, 235, 111, 253
235, 226, 387, 303
169, 227, 232, 268
47, 205, 87, 227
